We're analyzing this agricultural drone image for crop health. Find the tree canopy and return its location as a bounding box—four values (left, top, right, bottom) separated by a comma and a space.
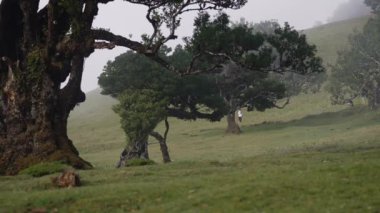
99, 48, 227, 122
183, 13, 324, 133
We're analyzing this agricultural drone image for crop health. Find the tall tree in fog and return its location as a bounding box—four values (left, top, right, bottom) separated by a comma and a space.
328, 1, 380, 109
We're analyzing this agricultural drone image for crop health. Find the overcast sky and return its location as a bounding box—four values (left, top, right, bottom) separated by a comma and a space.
36, 0, 360, 91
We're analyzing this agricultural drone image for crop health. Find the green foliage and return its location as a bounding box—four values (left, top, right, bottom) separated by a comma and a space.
269, 23, 324, 74
98, 51, 172, 97
126, 158, 156, 167
21, 46, 47, 91
250, 21, 326, 96
113, 89, 168, 144
99, 48, 227, 122
19, 162, 70, 177
186, 13, 324, 112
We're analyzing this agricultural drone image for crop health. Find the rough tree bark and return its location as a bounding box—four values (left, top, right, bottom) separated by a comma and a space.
0, 0, 97, 175
225, 111, 241, 134
116, 117, 172, 167
0, 58, 92, 175
116, 136, 149, 168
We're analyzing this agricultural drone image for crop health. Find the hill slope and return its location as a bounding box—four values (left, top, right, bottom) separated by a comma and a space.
304, 16, 368, 65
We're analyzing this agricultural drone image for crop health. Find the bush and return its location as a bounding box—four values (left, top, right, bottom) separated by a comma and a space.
19, 162, 71, 177
126, 159, 156, 167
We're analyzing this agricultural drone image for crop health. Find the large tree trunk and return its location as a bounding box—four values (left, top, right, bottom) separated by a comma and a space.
0, 0, 100, 175
0, 62, 91, 175
225, 112, 241, 134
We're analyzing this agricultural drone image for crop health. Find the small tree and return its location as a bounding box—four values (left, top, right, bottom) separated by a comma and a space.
113, 89, 169, 166
327, 3, 380, 109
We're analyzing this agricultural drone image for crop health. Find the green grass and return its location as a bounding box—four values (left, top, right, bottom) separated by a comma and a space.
1, 17, 379, 212
0, 133, 379, 212
126, 159, 156, 167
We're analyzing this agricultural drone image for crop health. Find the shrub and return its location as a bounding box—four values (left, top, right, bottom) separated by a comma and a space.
19, 162, 71, 177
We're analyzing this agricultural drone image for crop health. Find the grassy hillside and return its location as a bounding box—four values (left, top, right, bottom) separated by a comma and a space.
1, 17, 379, 212
304, 16, 368, 65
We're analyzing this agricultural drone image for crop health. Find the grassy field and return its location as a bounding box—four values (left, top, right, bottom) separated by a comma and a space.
0, 97, 379, 212
1, 17, 379, 212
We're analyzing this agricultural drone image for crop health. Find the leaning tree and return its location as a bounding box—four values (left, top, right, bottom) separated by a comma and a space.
184, 13, 324, 134
0, 0, 246, 175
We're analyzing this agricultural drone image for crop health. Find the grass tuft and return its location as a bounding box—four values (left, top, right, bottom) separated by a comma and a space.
126, 158, 156, 167
19, 162, 71, 177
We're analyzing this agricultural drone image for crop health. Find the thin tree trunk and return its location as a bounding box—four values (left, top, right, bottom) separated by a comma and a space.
368, 82, 380, 110
225, 112, 241, 134
375, 85, 380, 109
162, 118, 171, 163
150, 117, 171, 163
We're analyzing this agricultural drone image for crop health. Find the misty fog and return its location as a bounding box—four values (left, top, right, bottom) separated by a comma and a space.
327, 0, 370, 23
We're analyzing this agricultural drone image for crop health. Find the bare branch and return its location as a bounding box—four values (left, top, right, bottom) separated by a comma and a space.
94, 41, 116, 49
124, 0, 246, 57
93, 29, 146, 52
92, 29, 178, 73
202, 51, 287, 74
97, 0, 114, 3
273, 98, 290, 109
